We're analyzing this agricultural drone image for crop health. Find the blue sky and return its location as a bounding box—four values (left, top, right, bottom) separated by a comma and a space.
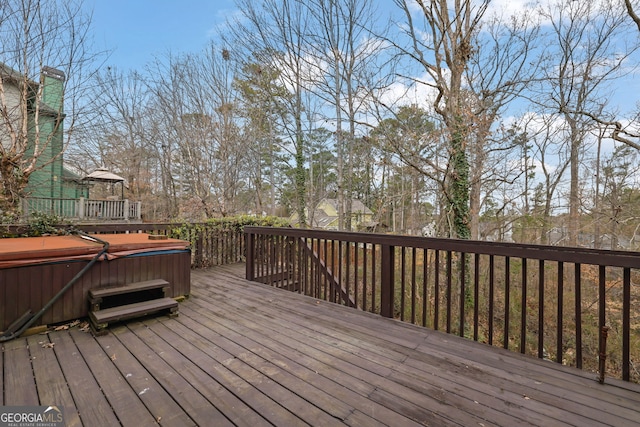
86, 0, 237, 71
83, 0, 640, 120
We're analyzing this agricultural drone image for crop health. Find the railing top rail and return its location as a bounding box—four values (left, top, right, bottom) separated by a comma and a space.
244, 226, 640, 269
73, 223, 177, 233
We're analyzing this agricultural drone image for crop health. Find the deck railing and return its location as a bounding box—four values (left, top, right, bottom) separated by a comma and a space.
74, 223, 244, 269
22, 197, 142, 221
244, 226, 640, 383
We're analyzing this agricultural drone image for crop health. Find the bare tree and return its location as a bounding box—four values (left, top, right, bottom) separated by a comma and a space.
146, 47, 246, 219
464, 11, 542, 239
515, 113, 571, 244
393, 1, 545, 239
231, 0, 313, 223
393, 0, 489, 238
81, 68, 153, 199
370, 105, 445, 232
0, 0, 96, 217
599, 145, 640, 249
306, 0, 389, 230
537, 0, 638, 245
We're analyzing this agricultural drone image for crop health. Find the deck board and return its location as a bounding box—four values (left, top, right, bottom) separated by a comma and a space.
110, 322, 234, 427
2, 337, 38, 406
69, 328, 157, 427
127, 320, 267, 427
26, 334, 82, 427
180, 300, 420, 426
189, 280, 480, 426
94, 329, 197, 426
53, 330, 122, 426
159, 316, 310, 427
2, 263, 639, 426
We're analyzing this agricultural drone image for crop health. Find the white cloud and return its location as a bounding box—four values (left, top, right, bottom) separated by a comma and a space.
376, 72, 437, 111
486, 0, 543, 19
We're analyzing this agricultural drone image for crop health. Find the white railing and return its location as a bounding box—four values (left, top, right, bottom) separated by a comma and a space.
22, 197, 142, 222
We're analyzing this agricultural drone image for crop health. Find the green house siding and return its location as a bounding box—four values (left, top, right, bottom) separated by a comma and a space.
62, 168, 88, 199
23, 67, 70, 199
23, 117, 64, 198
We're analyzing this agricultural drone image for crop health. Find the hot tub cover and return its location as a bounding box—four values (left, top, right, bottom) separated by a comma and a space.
0, 233, 190, 268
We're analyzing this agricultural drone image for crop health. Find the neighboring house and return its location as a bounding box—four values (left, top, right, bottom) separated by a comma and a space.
0, 62, 87, 201
294, 198, 376, 231
478, 220, 514, 243
2, 63, 140, 222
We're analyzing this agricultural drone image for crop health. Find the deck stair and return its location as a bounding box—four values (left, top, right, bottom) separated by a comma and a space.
88, 279, 178, 334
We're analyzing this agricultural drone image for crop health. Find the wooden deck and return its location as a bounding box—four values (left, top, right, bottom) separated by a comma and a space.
2, 264, 639, 426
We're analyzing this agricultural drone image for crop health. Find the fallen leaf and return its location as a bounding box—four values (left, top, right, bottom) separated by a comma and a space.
42, 342, 55, 349
110, 354, 117, 361
54, 325, 69, 331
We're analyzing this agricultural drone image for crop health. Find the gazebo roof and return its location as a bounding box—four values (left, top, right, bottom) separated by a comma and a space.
82, 168, 126, 183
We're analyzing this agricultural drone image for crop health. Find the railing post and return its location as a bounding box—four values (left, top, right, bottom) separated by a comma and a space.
246, 231, 255, 281
78, 197, 85, 219
194, 232, 204, 268
380, 244, 395, 318
124, 199, 130, 220
21, 198, 28, 219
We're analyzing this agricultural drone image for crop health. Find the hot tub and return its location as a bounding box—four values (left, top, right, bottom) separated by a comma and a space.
0, 233, 190, 332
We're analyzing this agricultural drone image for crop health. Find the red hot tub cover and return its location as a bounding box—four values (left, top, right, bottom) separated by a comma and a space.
0, 233, 190, 268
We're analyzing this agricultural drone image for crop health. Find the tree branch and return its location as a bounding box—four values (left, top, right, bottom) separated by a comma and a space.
574, 109, 640, 150
625, 0, 640, 32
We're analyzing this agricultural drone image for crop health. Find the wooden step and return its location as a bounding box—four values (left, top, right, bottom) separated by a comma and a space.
89, 297, 178, 334
89, 279, 170, 303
